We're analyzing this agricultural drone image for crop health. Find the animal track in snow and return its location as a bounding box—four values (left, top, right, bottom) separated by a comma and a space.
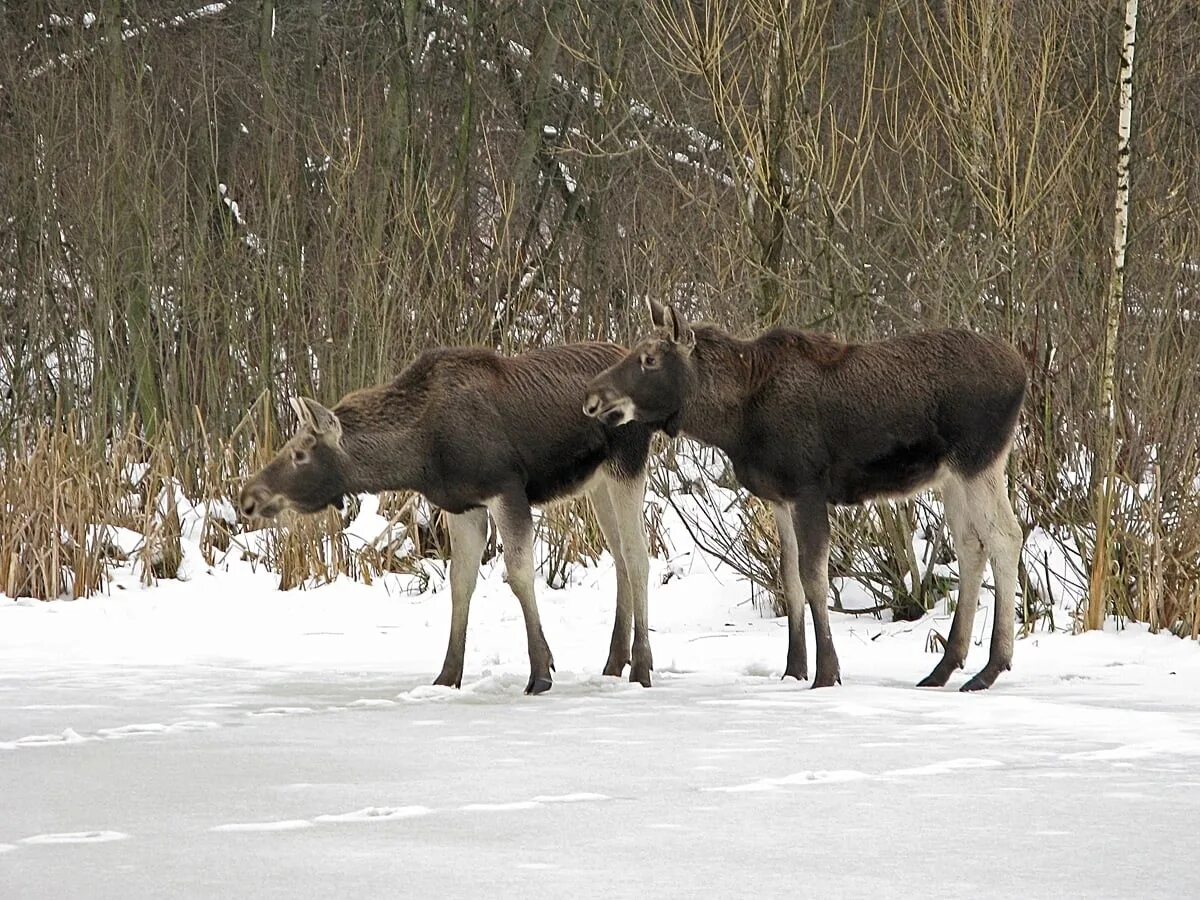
708, 758, 1005, 792
461, 801, 541, 812
1, 727, 91, 749
212, 806, 433, 833
210, 820, 314, 833
2, 720, 218, 751
706, 770, 870, 793
99, 721, 218, 738
885, 758, 1002, 777
247, 706, 314, 717
19, 831, 129, 845
313, 806, 433, 823
97, 723, 170, 736
461, 793, 610, 812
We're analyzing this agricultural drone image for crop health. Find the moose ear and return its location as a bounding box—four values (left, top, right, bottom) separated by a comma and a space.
648, 298, 669, 329
289, 396, 314, 428
294, 397, 342, 440
664, 304, 695, 353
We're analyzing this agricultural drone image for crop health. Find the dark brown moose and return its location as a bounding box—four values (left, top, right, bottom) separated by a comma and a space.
584, 301, 1027, 691
241, 343, 654, 694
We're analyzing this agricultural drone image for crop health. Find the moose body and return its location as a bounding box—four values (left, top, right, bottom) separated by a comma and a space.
585, 302, 1027, 690
241, 343, 655, 694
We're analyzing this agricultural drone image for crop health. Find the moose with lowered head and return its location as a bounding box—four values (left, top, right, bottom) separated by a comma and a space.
240, 342, 655, 695
584, 300, 1027, 691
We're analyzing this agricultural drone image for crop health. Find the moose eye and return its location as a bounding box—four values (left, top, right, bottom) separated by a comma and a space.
292, 448, 311, 466
641, 354, 661, 371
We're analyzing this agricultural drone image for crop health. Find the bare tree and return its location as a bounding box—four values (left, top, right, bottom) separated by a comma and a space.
1087, 0, 1140, 632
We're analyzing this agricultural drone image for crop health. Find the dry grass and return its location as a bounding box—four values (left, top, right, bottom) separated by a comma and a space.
538, 498, 605, 589
0, 417, 116, 600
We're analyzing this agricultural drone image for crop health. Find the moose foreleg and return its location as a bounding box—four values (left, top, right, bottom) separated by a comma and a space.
771, 502, 808, 681
608, 472, 652, 687
590, 484, 633, 679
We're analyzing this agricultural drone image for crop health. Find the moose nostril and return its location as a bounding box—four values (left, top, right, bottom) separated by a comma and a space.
239, 485, 265, 518
583, 395, 601, 416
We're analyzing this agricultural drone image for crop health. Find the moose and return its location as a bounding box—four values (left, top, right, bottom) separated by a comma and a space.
240, 343, 655, 694
584, 301, 1027, 691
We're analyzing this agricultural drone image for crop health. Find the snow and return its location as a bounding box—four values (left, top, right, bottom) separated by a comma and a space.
2, 520, 1199, 897
25, 4, 233, 81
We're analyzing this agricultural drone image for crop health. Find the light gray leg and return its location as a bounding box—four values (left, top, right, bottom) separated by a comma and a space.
793, 496, 840, 688
490, 492, 555, 695
962, 460, 1023, 692
604, 471, 652, 687
771, 501, 808, 681
589, 483, 632, 679
433, 507, 489, 688
918, 475, 987, 687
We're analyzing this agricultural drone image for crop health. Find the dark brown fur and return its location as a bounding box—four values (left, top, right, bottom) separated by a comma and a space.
320, 343, 651, 512
585, 302, 1027, 691
241, 342, 654, 694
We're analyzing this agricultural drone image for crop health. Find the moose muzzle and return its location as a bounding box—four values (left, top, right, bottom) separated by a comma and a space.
583, 385, 635, 427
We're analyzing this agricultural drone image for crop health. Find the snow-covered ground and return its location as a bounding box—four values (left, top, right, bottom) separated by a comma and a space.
3, 529, 1199, 898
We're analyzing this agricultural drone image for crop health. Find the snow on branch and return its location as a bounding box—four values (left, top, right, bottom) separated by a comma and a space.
22, 3, 237, 82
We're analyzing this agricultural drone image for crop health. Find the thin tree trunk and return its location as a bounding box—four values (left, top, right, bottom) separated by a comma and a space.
1087, 0, 1139, 632
754, 0, 792, 317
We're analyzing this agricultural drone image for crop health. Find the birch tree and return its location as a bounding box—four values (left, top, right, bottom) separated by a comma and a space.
1087, 0, 1140, 632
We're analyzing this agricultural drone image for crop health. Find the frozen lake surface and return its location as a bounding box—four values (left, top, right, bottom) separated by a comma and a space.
3, 550, 1199, 898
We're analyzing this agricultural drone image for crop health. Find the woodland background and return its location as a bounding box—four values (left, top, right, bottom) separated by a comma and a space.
1, 0, 1197, 638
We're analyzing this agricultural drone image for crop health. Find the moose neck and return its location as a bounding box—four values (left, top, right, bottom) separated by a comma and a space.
674, 329, 752, 456
336, 430, 409, 496
331, 388, 426, 496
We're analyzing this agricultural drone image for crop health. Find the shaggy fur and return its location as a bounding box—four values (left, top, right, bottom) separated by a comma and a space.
241, 342, 655, 694
585, 302, 1027, 691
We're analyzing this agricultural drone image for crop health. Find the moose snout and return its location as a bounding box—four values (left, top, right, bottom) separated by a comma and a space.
239, 483, 278, 519
582, 388, 610, 419
583, 385, 634, 427
583, 384, 622, 419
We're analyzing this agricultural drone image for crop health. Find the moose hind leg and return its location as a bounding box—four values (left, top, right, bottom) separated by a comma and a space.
590, 482, 632, 678
793, 498, 840, 688
962, 462, 1023, 692
918, 475, 986, 688
606, 471, 652, 687
771, 502, 808, 681
491, 493, 555, 695
434, 507, 489, 688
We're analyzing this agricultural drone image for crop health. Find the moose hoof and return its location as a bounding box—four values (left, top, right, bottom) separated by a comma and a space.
811, 669, 841, 689
629, 645, 653, 688
781, 667, 809, 683
525, 675, 553, 695
961, 670, 999, 692
917, 664, 957, 689
432, 671, 462, 689
602, 658, 628, 678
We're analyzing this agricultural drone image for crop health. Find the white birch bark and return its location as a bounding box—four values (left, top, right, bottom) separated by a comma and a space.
1087, 0, 1140, 631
